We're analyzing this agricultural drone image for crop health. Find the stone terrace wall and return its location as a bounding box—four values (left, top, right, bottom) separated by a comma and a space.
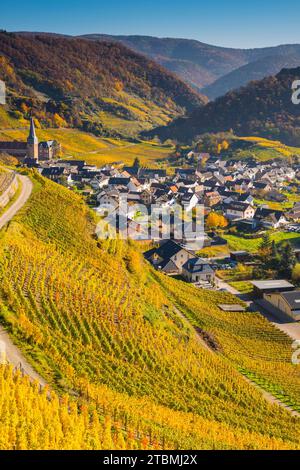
0, 172, 18, 208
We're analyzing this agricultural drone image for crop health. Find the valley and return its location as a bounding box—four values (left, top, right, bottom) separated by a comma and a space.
0, 170, 299, 450
0, 24, 300, 453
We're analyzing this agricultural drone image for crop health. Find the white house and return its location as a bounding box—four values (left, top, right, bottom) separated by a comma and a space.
226, 202, 256, 220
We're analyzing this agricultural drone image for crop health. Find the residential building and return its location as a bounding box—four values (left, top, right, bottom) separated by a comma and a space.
225, 202, 255, 220
182, 258, 215, 283
144, 240, 194, 275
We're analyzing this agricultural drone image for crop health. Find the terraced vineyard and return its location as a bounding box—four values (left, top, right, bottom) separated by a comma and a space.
1, 365, 296, 450
0, 365, 143, 450
155, 274, 300, 411
0, 172, 299, 449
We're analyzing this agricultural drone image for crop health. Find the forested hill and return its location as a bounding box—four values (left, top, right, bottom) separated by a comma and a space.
0, 32, 205, 138
81, 34, 300, 98
144, 67, 300, 146
202, 53, 300, 99
80, 34, 248, 91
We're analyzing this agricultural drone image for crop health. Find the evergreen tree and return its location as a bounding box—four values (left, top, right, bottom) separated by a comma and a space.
269, 240, 280, 270
278, 242, 296, 278
259, 232, 272, 253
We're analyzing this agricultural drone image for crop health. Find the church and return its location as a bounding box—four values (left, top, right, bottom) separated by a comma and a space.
0, 117, 60, 161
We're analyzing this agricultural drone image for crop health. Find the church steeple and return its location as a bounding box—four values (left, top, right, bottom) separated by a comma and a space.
28, 116, 38, 144
27, 116, 39, 160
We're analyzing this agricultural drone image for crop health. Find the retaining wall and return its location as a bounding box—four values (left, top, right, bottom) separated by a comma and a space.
0, 173, 18, 209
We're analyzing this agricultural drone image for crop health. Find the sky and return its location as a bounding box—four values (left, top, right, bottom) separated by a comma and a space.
1, 0, 300, 49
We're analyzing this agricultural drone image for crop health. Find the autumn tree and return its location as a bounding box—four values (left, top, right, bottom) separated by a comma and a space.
206, 212, 228, 230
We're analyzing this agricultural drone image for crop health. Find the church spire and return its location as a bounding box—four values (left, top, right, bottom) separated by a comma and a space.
28, 116, 38, 144
27, 115, 39, 160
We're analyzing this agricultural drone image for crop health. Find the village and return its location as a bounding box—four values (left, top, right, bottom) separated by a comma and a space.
2, 119, 300, 324
38, 147, 300, 323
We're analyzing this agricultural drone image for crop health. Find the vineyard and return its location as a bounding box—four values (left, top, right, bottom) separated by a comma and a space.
0, 172, 299, 449
2, 364, 298, 450
0, 365, 143, 450
155, 274, 300, 411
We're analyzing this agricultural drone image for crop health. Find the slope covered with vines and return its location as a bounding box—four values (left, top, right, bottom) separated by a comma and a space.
0, 171, 299, 449
155, 273, 300, 411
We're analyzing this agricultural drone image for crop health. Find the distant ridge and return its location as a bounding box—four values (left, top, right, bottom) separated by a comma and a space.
80, 34, 300, 97
13, 32, 300, 100
203, 53, 300, 99
143, 67, 300, 146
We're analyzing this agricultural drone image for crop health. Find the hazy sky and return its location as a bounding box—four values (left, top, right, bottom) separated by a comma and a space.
1, 0, 300, 48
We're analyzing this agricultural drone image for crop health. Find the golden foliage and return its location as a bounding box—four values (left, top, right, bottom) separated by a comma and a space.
0, 174, 299, 449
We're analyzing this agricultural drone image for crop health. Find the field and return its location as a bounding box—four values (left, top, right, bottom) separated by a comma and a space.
0, 108, 28, 129
197, 244, 229, 258
0, 172, 299, 449
254, 191, 300, 211
232, 136, 300, 161
0, 126, 174, 167
229, 281, 254, 295
0, 365, 144, 450
80, 140, 173, 167
223, 231, 300, 252
97, 91, 175, 137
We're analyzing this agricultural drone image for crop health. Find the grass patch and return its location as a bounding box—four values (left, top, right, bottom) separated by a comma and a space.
254, 192, 300, 211
83, 140, 174, 167
239, 368, 300, 413
197, 245, 229, 258
0, 107, 28, 129
237, 136, 300, 161
229, 281, 253, 295
223, 231, 300, 253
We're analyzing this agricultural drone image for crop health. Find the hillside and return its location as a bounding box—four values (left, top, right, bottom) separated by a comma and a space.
0, 170, 299, 449
80, 34, 247, 90
0, 365, 143, 450
0, 126, 174, 167
81, 34, 300, 97
0, 32, 205, 139
144, 67, 300, 145
203, 53, 300, 99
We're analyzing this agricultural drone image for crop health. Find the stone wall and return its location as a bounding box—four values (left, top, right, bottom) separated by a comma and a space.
0, 173, 18, 209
